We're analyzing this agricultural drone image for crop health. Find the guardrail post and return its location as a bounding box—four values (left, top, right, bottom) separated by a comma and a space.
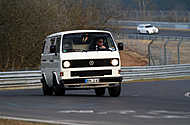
164, 40, 169, 65
177, 40, 183, 64
148, 40, 154, 66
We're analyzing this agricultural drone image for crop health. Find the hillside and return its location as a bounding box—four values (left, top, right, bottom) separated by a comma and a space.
120, 49, 148, 66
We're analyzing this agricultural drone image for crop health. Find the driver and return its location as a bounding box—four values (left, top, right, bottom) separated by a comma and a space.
96, 38, 106, 50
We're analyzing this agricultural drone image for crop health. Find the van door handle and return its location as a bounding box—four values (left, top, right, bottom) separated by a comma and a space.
50, 60, 54, 62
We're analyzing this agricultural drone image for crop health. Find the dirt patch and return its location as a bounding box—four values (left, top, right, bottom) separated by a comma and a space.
120, 49, 148, 66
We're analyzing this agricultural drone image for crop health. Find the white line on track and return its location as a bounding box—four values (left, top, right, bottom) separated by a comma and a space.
58, 110, 94, 113
133, 115, 157, 119
134, 114, 190, 119
162, 115, 190, 119
148, 110, 190, 115
58, 110, 136, 115
185, 92, 190, 97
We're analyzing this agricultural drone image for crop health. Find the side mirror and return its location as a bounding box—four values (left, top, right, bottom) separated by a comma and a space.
50, 45, 56, 53
118, 42, 124, 51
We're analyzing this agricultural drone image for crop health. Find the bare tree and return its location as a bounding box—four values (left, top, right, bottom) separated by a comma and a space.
134, 0, 152, 19
0, 0, 124, 71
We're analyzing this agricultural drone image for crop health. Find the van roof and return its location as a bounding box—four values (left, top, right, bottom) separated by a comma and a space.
47, 30, 111, 38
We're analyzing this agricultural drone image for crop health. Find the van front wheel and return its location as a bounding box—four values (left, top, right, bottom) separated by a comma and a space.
95, 88, 105, 96
41, 79, 53, 96
53, 74, 65, 96
108, 84, 121, 97
53, 86, 65, 96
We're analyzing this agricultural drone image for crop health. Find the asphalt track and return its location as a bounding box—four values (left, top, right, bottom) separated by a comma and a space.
0, 79, 190, 125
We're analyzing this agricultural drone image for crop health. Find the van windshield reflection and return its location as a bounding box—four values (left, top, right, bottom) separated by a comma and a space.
62, 32, 116, 53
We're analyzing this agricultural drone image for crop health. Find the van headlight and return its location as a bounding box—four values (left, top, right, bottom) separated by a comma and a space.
63, 61, 71, 68
111, 59, 119, 66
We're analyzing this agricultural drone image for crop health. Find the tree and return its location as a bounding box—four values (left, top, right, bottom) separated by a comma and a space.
0, 0, 124, 71
134, 0, 153, 18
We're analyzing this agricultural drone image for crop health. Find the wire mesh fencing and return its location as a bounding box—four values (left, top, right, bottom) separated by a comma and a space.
113, 33, 190, 66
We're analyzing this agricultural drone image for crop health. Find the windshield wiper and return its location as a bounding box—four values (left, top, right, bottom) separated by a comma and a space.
107, 48, 114, 51
82, 50, 88, 52
72, 49, 88, 52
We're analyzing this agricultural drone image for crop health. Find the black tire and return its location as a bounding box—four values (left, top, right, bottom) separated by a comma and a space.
53, 86, 65, 96
146, 31, 150, 35
53, 73, 65, 96
95, 88, 105, 96
41, 78, 53, 96
108, 84, 121, 97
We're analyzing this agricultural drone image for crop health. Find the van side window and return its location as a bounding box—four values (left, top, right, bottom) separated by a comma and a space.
50, 37, 56, 53
43, 38, 51, 54
56, 36, 61, 53
106, 37, 116, 51
43, 37, 57, 54
50, 37, 56, 45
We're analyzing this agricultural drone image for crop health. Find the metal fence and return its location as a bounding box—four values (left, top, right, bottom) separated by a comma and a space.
0, 64, 190, 87
114, 33, 190, 66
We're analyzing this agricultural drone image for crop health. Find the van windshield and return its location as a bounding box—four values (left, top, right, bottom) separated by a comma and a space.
62, 32, 116, 53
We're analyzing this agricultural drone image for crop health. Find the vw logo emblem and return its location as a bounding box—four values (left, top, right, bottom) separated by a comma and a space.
89, 60, 94, 66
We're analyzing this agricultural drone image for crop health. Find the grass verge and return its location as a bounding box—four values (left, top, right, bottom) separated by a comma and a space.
0, 118, 55, 125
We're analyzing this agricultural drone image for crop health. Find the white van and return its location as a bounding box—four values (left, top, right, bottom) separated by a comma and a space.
41, 30, 123, 97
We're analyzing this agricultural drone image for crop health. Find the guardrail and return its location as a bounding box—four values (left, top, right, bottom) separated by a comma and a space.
0, 70, 41, 88
121, 64, 190, 81
0, 64, 190, 87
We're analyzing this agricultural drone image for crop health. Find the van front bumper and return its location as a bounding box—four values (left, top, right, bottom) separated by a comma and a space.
59, 77, 122, 89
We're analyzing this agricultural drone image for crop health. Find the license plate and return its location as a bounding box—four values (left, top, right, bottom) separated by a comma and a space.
85, 79, 99, 83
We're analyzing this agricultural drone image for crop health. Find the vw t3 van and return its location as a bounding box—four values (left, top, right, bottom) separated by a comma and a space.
41, 30, 123, 97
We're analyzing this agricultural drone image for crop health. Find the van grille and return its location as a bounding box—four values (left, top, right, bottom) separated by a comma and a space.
63, 59, 118, 68
71, 70, 112, 77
